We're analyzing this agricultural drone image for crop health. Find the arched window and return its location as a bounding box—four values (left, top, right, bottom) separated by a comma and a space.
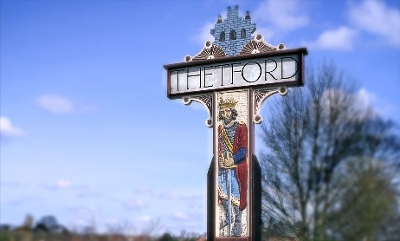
241, 29, 246, 39
230, 30, 236, 40
219, 32, 225, 42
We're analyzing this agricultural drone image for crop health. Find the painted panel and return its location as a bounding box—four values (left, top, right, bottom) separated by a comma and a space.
215, 90, 249, 237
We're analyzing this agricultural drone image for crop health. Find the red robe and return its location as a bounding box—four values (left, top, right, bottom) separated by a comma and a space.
218, 122, 248, 211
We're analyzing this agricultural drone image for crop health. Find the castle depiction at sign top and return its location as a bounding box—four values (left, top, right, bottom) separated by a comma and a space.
165, 5, 307, 99
164, 5, 307, 240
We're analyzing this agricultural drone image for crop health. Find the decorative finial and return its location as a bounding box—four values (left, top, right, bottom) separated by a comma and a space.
217, 15, 222, 23
245, 11, 251, 20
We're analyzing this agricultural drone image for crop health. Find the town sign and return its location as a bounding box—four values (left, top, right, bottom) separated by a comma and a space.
164, 5, 307, 240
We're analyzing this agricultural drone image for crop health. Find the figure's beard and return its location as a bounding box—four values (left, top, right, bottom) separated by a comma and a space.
223, 115, 233, 125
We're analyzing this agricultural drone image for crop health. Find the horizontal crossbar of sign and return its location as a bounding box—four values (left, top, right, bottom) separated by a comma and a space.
164, 48, 308, 99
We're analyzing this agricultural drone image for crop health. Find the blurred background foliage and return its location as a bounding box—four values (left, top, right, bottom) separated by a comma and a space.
260, 61, 400, 241
0, 215, 205, 241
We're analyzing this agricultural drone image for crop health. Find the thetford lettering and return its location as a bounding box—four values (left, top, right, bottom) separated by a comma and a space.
166, 53, 303, 97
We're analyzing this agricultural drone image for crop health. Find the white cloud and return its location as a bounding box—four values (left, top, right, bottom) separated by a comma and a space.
1, 181, 22, 188
193, 0, 310, 46
0, 197, 21, 206
124, 199, 145, 208
134, 215, 152, 223
190, 22, 214, 46
173, 212, 189, 220
355, 88, 397, 117
253, 0, 309, 32
0, 195, 43, 206
134, 187, 152, 194
42, 180, 86, 191
0, 116, 24, 137
349, 0, 400, 47
154, 191, 202, 201
76, 192, 101, 198
36, 94, 97, 114
351, 88, 380, 118
319, 88, 396, 120
36, 94, 74, 114
356, 88, 376, 107
56, 180, 72, 188
67, 205, 99, 217
310, 26, 358, 50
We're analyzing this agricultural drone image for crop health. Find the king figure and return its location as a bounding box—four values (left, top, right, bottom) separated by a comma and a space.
217, 97, 248, 236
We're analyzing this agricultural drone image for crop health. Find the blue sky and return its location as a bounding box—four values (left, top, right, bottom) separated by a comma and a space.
1, 0, 399, 235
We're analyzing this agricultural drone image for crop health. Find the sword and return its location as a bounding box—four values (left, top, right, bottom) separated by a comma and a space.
227, 168, 232, 236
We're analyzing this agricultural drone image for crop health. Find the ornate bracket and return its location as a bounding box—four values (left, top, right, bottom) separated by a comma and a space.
240, 34, 285, 55
184, 41, 226, 62
182, 94, 213, 128
253, 86, 288, 124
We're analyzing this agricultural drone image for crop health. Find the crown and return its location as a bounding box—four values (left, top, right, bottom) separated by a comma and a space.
219, 97, 238, 109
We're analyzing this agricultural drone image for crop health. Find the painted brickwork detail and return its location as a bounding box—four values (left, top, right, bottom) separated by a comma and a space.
210, 5, 256, 56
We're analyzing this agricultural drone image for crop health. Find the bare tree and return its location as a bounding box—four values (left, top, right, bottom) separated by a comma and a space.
327, 157, 400, 241
259, 61, 400, 240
